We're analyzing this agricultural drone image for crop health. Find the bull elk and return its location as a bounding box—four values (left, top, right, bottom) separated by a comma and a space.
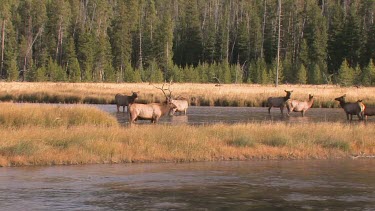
115, 91, 138, 113
334, 95, 365, 120
267, 90, 293, 114
286, 94, 314, 117
128, 83, 176, 124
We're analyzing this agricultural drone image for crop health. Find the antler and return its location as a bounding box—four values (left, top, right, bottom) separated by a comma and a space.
151, 82, 170, 99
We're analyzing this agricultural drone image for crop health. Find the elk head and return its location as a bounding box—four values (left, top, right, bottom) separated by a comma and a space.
334, 94, 346, 103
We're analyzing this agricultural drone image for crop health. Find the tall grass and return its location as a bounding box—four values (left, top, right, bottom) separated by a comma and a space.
0, 120, 374, 166
1, 82, 374, 107
0, 103, 118, 128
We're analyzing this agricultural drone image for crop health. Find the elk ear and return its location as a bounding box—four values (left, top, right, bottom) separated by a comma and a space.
343, 94, 346, 97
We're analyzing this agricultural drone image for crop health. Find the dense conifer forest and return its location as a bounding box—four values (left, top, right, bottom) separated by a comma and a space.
0, 0, 374, 85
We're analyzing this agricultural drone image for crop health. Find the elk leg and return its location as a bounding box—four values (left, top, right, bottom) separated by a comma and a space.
116, 105, 120, 113
357, 113, 362, 121
268, 107, 271, 114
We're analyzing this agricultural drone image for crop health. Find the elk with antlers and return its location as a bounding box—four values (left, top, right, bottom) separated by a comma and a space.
128, 83, 177, 124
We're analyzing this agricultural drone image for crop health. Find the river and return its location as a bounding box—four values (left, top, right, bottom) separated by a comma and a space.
93, 104, 374, 125
0, 160, 374, 210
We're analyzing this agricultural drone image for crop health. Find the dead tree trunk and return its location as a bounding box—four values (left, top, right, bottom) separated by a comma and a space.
276, 0, 281, 87
0, 19, 5, 78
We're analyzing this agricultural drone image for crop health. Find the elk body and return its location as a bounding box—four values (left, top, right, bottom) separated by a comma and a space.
128, 100, 177, 124
115, 92, 138, 113
364, 107, 375, 120
267, 90, 293, 114
286, 94, 314, 117
334, 95, 365, 120
129, 82, 177, 124
169, 98, 189, 115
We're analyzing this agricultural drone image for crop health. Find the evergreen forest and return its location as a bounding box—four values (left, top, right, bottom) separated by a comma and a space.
0, 0, 375, 86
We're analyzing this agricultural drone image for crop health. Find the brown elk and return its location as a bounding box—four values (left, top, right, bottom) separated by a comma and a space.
286, 94, 314, 117
128, 83, 177, 124
115, 91, 138, 113
267, 90, 293, 114
334, 95, 365, 120
364, 106, 375, 120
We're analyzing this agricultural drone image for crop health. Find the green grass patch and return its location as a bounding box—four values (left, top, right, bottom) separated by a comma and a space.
228, 136, 256, 147
262, 135, 289, 147
317, 138, 351, 152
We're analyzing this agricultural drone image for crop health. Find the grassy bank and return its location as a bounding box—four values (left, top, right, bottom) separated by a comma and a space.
0, 103, 374, 167
1, 82, 375, 107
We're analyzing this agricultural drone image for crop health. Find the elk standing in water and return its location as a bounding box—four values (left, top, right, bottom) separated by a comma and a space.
364, 106, 375, 120
287, 94, 314, 117
165, 87, 189, 115
128, 84, 176, 124
267, 90, 293, 114
115, 92, 138, 113
334, 95, 365, 120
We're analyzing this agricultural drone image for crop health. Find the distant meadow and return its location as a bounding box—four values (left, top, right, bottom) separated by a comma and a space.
1, 82, 374, 107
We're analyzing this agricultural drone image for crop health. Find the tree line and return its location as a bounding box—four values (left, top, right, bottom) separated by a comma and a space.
0, 0, 375, 86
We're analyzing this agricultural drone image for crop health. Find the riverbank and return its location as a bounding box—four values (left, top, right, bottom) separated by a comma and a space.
1, 103, 374, 167
1, 82, 374, 107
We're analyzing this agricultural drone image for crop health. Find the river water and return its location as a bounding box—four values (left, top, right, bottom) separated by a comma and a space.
93, 104, 374, 125
0, 160, 374, 210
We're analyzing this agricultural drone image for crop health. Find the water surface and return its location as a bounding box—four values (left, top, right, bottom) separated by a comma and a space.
92, 105, 373, 125
0, 160, 374, 210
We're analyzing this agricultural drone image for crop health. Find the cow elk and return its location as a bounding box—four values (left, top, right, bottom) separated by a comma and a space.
267, 90, 293, 114
115, 91, 138, 113
128, 83, 177, 124
334, 95, 365, 120
287, 94, 314, 117
164, 87, 189, 115
364, 106, 375, 120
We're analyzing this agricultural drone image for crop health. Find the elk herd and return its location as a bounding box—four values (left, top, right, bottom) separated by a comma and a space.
115, 84, 373, 125
115, 82, 189, 125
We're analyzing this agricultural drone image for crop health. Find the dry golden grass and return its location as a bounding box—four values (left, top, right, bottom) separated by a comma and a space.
0, 103, 118, 128
0, 122, 374, 167
0, 82, 374, 107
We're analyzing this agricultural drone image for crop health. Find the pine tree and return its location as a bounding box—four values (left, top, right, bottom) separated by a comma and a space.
327, 3, 345, 74
343, 6, 361, 68
109, 0, 133, 81
296, 64, 307, 84
352, 65, 362, 85
202, 18, 216, 64
337, 59, 354, 86
361, 59, 375, 86
69, 58, 81, 82
124, 63, 134, 82
76, 29, 94, 81
2, 16, 18, 81
308, 64, 322, 85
